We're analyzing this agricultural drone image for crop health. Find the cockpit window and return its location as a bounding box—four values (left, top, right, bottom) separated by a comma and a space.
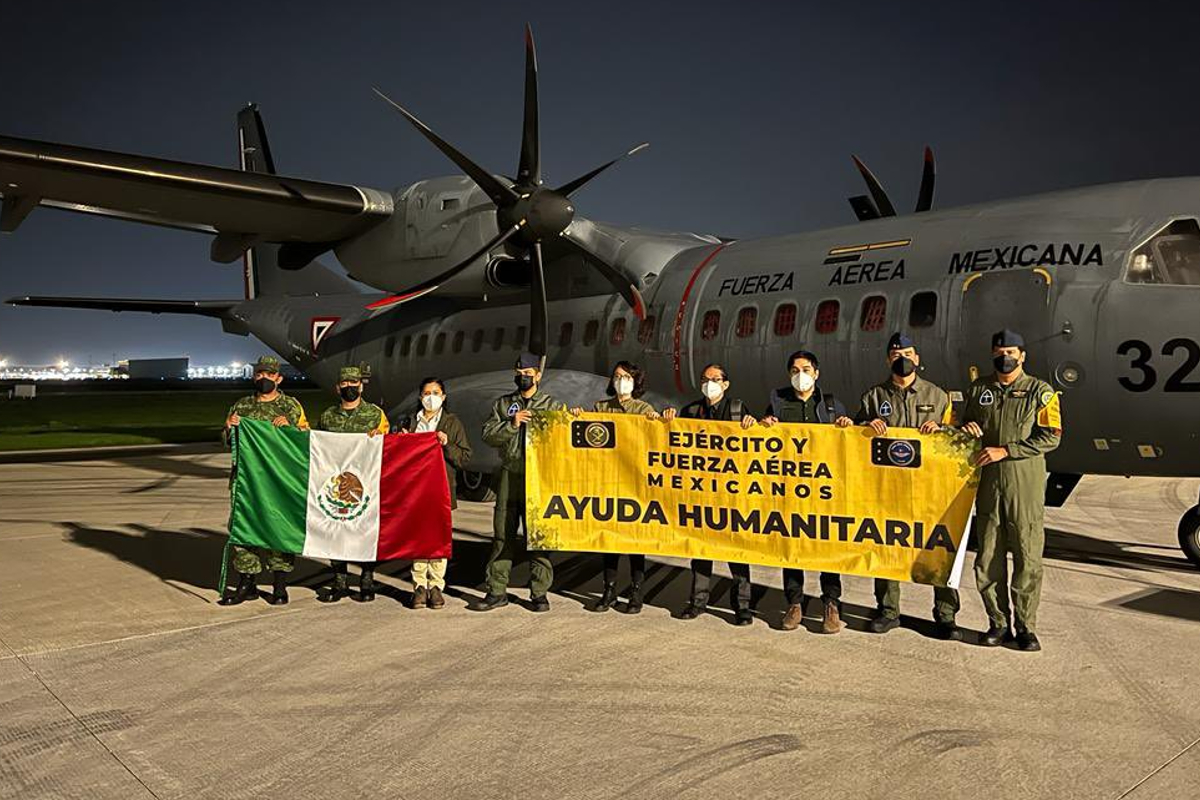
1127, 219, 1200, 285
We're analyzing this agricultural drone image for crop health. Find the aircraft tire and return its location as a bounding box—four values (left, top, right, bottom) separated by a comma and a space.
457, 470, 496, 503
1178, 505, 1200, 570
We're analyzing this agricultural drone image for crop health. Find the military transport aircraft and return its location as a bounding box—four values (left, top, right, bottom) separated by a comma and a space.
3, 27, 1199, 567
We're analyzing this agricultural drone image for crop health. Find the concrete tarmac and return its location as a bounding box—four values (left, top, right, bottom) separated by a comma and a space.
1, 451, 1198, 799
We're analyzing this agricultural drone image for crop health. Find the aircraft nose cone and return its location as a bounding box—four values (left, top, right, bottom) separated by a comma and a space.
525, 190, 574, 240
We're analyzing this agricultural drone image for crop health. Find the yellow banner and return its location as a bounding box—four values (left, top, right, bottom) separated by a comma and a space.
525, 412, 981, 587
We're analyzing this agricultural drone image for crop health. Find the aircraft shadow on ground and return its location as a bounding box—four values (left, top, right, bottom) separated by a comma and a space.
1108, 587, 1200, 623
55, 522, 971, 636
1045, 527, 1196, 574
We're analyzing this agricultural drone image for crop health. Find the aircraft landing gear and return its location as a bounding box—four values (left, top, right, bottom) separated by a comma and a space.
1179, 505, 1200, 569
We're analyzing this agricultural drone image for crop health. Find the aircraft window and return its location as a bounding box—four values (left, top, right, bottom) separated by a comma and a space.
773, 303, 797, 337
611, 318, 626, 345
471, 329, 484, 353
433, 333, 446, 355
860, 296, 886, 332
1128, 218, 1200, 285
452, 330, 465, 354
441, 197, 460, 211
735, 307, 757, 339
492, 328, 504, 351
638, 315, 656, 345
515, 326, 527, 349
384, 336, 396, 359
909, 291, 937, 328
814, 300, 839, 334
559, 322, 573, 346
584, 320, 599, 346
701, 310, 721, 341
400, 335, 412, 357
417, 334, 429, 357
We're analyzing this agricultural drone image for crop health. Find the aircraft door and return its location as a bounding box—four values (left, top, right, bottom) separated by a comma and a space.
956, 270, 1053, 382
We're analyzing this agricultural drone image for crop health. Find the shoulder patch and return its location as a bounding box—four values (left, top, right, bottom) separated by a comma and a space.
878, 400, 893, 417
979, 388, 995, 406
1039, 390, 1054, 406
506, 402, 521, 417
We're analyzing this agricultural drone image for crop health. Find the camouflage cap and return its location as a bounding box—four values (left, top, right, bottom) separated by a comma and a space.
253, 355, 283, 373
338, 365, 363, 382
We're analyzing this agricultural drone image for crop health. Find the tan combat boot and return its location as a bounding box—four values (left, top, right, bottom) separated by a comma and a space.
781, 603, 803, 631
821, 602, 842, 634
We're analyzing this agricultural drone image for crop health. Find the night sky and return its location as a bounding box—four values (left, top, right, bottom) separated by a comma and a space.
3, 1, 1200, 365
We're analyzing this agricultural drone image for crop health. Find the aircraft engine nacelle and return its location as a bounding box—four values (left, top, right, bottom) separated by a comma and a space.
334, 176, 507, 297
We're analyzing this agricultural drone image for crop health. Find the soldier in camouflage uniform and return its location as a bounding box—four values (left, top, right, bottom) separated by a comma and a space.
219, 356, 308, 606
848, 333, 962, 641
471, 352, 566, 613
315, 365, 390, 603
962, 329, 1062, 652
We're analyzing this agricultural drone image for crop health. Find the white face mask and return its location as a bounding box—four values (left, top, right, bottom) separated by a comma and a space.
701, 380, 725, 400
791, 372, 816, 393
421, 394, 444, 412
614, 377, 634, 397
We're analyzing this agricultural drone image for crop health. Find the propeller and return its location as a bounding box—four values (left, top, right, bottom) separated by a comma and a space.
847, 146, 936, 219
372, 24, 649, 361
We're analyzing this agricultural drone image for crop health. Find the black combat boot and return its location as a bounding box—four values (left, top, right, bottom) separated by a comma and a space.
679, 600, 706, 620
1016, 631, 1041, 652
590, 583, 617, 613
979, 624, 1010, 647
469, 593, 509, 611
317, 564, 350, 603
268, 571, 289, 605
357, 568, 376, 603
625, 583, 643, 614
218, 572, 258, 606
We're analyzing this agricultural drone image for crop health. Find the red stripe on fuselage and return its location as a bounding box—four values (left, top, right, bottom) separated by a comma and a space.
672, 243, 726, 392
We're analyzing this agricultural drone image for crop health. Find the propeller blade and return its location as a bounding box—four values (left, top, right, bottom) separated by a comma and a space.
555, 143, 649, 198
528, 241, 548, 358
559, 230, 646, 320
372, 87, 518, 208
516, 24, 540, 187
364, 223, 521, 310
914, 146, 936, 213
851, 155, 896, 218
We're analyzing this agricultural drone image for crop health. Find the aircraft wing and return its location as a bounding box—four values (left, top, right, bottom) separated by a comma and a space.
0, 135, 394, 256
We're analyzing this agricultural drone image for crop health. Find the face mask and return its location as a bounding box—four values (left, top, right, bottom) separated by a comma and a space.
614, 377, 634, 397
422, 394, 444, 412
701, 380, 724, 400
891, 356, 916, 378
790, 372, 815, 393
338, 385, 361, 402
254, 377, 277, 395
515, 374, 536, 392
994, 354, 1020, 374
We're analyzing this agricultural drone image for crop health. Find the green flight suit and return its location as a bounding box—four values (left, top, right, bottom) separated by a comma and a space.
481, 387, 565, 597
962, 372, 1062, 634
854, 375, 960, 623
316, 400, 389, 588
225, 392, 308, 574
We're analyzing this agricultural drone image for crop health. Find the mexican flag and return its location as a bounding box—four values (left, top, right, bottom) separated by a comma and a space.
229, 419, 452, 561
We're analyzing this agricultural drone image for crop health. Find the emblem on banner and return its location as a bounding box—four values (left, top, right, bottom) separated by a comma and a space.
572, 420, 616, 449
317, 470, 371, 521
871, 437, 923, 469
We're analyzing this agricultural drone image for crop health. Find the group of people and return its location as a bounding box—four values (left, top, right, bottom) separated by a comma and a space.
219, 327, 1062, 653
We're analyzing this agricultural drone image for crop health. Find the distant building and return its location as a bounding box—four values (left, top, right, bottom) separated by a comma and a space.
126, 357, 189, 380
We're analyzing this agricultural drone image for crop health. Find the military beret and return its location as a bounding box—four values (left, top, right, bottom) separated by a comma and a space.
253, 355, 282, 373
991, 329, 1025, 349
515, 351, 542, 370
887, 332, 916, 351
338, 366, 363, 381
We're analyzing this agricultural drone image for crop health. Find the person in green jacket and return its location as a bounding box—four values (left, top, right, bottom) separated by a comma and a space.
570, 361, 660, 614
394, 377, 473, 610
314, 365, 389, 603
962, 329, 1062, 652
846, 333, 962, 640
471, 352, 565, 612
219, 355, 308, 607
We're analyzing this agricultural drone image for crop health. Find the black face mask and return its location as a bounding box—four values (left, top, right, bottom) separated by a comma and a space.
254, 377, 277, 395
891, 356, 916, 378
338, 385, 361, 402
514, 374, 536, 392
994, 354, 1020, 374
